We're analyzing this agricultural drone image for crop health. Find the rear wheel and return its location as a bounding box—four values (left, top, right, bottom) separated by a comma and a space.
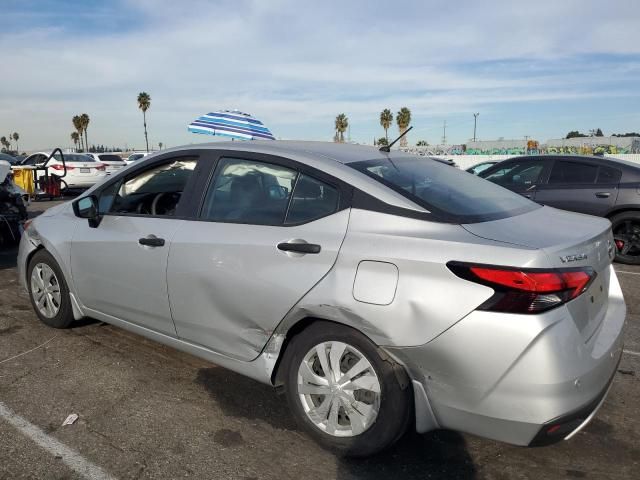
283, 322, 412, 457
27, 250, 74, 328
611, 211, 640, 265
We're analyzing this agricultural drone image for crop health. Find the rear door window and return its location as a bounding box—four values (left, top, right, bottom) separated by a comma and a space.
201, 158, 296, 225
481, 161, 546, 187
285, 174, 339, 224
596, 166, 622, 184
548, 161, 598, 184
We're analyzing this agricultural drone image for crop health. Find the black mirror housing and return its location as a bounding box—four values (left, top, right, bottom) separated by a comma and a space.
73, 195, 101, 227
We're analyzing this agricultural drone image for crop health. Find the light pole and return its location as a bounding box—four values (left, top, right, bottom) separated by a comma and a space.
473, 113, 480, 142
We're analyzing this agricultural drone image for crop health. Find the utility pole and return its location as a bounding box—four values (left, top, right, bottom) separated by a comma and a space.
524, 135, 529, 155
442, 120, 447, 145
473, 113, 479, 142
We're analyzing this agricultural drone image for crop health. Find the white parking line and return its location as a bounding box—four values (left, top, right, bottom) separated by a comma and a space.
623, 349, 640, 357
0, 402, 116, 480
615, 270, 640, 276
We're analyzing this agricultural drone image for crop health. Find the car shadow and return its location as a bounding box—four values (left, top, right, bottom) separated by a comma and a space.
196, 366, 477, 479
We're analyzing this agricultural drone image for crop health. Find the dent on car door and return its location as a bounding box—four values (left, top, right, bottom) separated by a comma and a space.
70, 155, 201, 335
534, 160, 620, 216
167, 155, 351, 361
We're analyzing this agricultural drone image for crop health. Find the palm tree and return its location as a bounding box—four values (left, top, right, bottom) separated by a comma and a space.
0, 136, 7, 151
80, 113, 90, 152
158, 142, 163, 150
71, 132, 80, 150
72, 115, 84, 151
12, 132, 19, 152
334, 114, 348, 143
137, 92, 151, 152
380, 109, 393, 141
396, 107, 412, 147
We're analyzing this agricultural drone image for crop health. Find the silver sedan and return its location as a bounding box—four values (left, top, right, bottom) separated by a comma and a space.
18, 141, 625, 456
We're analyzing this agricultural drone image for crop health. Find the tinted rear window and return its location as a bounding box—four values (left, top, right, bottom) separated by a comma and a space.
597, 166, 622, 184
350, 157, 539, 223
53, 153, 94, 162
549, 161, 598, 184
98, 154, 124, 162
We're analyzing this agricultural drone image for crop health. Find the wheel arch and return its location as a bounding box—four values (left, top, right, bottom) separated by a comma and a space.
605, 206, 640, 220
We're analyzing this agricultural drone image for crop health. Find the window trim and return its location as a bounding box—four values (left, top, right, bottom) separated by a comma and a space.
195, 150, 351, 227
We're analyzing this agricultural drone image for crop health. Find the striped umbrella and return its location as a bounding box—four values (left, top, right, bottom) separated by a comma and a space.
188, 110, 275, 140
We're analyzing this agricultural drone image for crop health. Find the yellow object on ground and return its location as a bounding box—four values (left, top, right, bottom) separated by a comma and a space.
11, 167, 35, 194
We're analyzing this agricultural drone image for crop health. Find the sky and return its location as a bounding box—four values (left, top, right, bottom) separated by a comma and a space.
1, 0, 640, 151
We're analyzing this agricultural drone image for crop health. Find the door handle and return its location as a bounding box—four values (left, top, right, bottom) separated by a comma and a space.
139, 235, 165, 247
595, 192, 611, 198
277, 242, 321, 254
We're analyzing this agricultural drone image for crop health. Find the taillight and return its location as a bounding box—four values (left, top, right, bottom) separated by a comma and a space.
51, 164, 74, 171
95, 164, 106, 171
447, 262, 596, 314
23, 219, 33, 231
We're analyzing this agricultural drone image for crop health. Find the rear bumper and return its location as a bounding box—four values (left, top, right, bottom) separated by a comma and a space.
385, 266, 626, 446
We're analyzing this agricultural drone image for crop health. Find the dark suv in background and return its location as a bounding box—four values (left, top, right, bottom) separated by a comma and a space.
479, 155, 640, 264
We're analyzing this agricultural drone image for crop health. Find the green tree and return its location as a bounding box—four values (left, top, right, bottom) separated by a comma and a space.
12, 132, 19, 152
396, 107, 412, 147
334, 113, 348, 143
416, 140, 429, 146
80, 114, 90, 151
379, 109, 393, 141
595, 128, 604, 137
0, 136, 7, 151
137, 92, 151, 152
158, 142, 163, 150
376, 137, 388, 146
566, 130, 587, 139
73, 115, 84, 151
612, 132, 640, 137
71, 132, 80, 150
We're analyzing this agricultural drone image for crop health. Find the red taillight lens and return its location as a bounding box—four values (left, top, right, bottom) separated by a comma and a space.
448, 262, 596, 314
51, 164, 74, 171
95, 164, 106, 171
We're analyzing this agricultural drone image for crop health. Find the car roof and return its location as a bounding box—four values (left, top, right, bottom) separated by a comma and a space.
164, 140, 406, 166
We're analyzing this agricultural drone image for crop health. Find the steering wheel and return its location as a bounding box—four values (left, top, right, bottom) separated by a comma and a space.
151, 192, 181, 216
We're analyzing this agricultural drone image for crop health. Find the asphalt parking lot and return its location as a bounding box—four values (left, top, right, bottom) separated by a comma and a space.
0, 199, 639, 480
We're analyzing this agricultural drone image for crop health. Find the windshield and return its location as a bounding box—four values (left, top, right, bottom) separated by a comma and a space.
349, 157, 540, 223
99, 154, 124, 162
53, 153, 94, 163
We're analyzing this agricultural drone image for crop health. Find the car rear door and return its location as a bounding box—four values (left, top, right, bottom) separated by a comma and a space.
166, 151, 351, 361
533, 159, 620, 216
479, 157, 551, 200
70, 153, 204, 335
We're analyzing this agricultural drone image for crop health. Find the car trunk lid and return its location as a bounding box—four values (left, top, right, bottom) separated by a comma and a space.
462, 206, 615, 341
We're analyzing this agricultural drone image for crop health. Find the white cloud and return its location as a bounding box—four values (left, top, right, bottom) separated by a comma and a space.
1, 0, 639, 150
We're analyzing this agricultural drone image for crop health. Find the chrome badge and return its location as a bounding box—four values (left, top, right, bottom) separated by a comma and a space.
560, 253, 588, 263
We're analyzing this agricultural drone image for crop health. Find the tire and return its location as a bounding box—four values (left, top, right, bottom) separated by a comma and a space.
282, 321, 412, 457
611, 211, 640, 265
27, 250, 75, 328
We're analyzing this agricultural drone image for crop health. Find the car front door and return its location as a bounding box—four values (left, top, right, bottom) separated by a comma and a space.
70, 154, 203, 335
533, 159, 620, 216
167, 153, 351, 361
479, 158, 551, 200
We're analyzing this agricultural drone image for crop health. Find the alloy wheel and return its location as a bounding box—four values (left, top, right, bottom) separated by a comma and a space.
613, 220, 640, 257
297, 341, 381, 437
30, 263, 61, 318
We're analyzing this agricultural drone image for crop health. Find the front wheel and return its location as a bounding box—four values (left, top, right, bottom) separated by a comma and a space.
611, 211, 640, 265
283, 322, 412, 457
27, 250, 75, 328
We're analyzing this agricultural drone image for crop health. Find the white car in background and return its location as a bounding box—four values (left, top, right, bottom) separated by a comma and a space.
20, 152, 108, 189
125, 152, 151, 164
84, 153, 127, 175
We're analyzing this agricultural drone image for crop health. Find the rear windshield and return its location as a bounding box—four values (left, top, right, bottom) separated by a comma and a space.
349, 157, 540, 223
53, 153, 94, 162
98, 154, 124, 162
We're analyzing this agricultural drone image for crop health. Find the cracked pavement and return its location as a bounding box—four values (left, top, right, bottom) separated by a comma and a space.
0, 199, 638, 479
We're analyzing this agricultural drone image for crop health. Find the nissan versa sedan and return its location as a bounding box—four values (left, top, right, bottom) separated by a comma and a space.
18, 142, 625, 456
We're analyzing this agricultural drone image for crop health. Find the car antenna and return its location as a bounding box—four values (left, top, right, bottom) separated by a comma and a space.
379, 126, 413, 152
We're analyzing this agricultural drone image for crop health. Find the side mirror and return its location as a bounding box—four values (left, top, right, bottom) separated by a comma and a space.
73, 195, 101, 227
